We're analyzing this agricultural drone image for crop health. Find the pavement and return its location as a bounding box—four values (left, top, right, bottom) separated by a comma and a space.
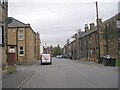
0, 68, 2, 90
2, 64, 35, 88
73, 59, 119, 72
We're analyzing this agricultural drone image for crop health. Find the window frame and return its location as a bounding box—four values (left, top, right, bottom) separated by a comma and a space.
19, 46, 24, 56
18, 30, 24, 40
0, 25, 4, 47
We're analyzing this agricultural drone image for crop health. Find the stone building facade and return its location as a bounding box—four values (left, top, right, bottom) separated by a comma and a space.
8, 17, 40, 64
69, 39, 76, 60
63, 39, 70, 58
99, 13, 119, 59
0, 0, 8, 67
35, 32, 40, 60
79, 23, 99, 61
63, 13, 119, 61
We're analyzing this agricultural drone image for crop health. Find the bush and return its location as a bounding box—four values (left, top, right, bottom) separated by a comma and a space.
6, 65, 16, 74
116, 60, 120, 66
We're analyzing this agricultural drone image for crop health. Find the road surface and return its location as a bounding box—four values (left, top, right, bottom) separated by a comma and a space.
20, 58, 118, 88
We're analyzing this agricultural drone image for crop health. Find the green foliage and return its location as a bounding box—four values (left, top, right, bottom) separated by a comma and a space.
116, 60, 120, 66
52, 44, 62, 57
6, 65, 16, 74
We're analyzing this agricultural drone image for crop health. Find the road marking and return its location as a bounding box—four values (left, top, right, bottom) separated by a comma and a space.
17, 70, 35, 89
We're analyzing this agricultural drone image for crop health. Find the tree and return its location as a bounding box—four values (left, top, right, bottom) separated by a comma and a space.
52, 44, 62, 57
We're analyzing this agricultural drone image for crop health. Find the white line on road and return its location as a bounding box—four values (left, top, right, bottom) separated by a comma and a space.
17, 70, 35, 89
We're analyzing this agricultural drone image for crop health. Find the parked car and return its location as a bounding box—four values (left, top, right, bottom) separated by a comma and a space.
41, 54, 52, 65
98, 55, 116, 66
56, 55, 63, 58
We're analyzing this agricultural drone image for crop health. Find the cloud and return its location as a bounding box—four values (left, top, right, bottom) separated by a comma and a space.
8, 1, 118, 46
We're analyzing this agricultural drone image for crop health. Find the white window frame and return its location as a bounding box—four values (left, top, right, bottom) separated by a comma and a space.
117, 20, 120, 28
19, 46, 24, 56
18, 30, 24, 40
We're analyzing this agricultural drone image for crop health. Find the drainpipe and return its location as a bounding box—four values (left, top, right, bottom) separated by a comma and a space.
105, 24, 109, 55
16, 26, 19, 63
5, 18, 12, 64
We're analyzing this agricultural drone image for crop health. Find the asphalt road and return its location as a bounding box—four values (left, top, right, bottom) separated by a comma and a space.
21, 58, 118, 88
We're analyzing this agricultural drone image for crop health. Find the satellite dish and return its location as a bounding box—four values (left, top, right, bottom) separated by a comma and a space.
6, 17, 12, 24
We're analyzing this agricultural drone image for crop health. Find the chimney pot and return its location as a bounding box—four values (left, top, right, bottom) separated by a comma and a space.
97, 18, 102, 25
90, 23, 95, 30
84, 24, 89, 32
26, 24, 30, 27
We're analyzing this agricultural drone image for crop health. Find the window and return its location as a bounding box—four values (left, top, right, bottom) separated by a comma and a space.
90, 48, 93, 58
10, 46, 14, 49
95, 33, 98, 43
0, 25, 4, 46
89, 35, 92, 44
19, 46, 24, 56
18, 30, 24, 40
117, 20, 120, 28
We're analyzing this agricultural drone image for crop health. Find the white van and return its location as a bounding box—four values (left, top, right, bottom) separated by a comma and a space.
41, 54, 52, 65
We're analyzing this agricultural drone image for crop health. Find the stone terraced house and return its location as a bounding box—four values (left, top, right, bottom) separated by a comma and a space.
8, 17, 40, 64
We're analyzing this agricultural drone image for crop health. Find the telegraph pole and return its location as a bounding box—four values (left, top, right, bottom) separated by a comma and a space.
96, 2, 100, 61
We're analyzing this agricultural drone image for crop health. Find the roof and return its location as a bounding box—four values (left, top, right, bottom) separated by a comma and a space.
8, 17, 26, 27
78, 31, 85, 38
79, 13, 120, 39
80, 27, 97, 38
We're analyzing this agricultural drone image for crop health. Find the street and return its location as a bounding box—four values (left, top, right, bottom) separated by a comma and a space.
1, 1, 119, 90
3, 58, 118, 88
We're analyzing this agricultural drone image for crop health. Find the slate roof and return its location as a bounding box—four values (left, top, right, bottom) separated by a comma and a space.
80, 13, 120, 38
80, 26, 97, 38
8, 17, 26, 27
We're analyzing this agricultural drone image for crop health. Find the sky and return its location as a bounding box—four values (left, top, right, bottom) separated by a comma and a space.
8, 0, 119, 47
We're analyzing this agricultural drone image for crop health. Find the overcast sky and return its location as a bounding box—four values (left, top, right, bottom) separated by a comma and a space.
8, 0, 119, 47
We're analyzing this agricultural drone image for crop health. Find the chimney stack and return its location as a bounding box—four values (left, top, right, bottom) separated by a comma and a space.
84, 24, 89, 32
90, 23, 95, 30
97, 18, 102, 25
26, 23, 30, 27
